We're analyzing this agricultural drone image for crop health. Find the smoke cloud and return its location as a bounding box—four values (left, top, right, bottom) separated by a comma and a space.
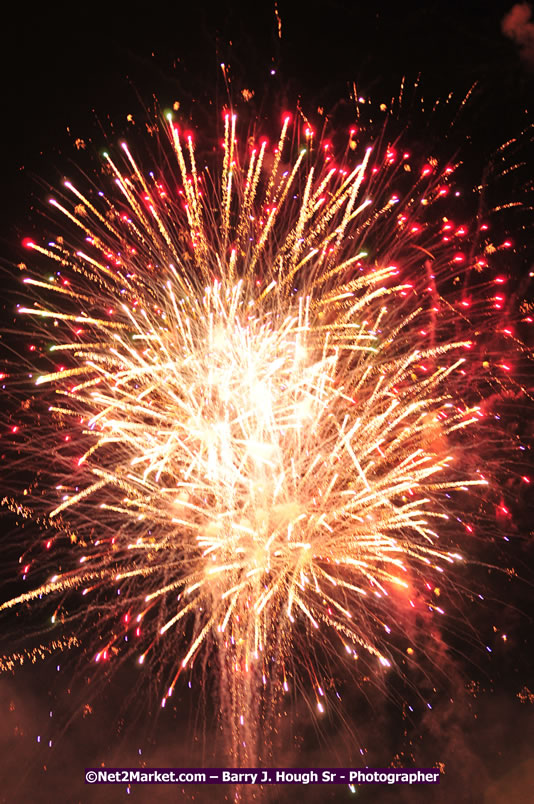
502, 3, 534, 69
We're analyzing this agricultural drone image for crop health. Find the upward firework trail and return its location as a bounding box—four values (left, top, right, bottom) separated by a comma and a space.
2, 108, 526, 770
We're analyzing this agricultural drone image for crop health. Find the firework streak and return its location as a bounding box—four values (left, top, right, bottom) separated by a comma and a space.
2, 110, 524, 769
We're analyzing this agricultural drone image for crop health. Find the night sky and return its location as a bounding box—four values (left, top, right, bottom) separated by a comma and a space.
1, 2, 533, 802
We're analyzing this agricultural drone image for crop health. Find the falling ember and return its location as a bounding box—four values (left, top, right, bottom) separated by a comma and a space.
1, 108, 528, 772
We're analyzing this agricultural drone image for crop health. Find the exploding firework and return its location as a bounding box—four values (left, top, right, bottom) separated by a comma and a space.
1, 106, 529, 773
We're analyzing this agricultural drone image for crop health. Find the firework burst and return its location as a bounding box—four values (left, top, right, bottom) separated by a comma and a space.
1, 107, 527, 771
